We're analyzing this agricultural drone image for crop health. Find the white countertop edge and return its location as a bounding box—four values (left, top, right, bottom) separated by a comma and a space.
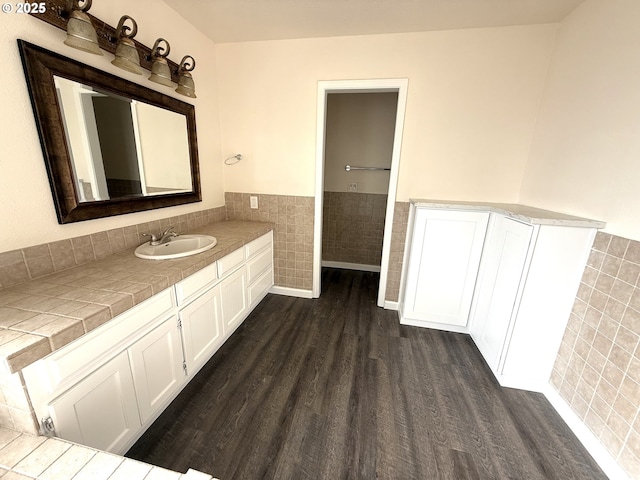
409, 199, 606, 229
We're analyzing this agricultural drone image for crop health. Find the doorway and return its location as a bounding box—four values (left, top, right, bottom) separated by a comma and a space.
313, 79, 409, 307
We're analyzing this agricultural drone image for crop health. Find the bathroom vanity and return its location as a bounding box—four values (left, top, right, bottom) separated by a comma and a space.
0, 221, 273, 456
399, 200, 605, 392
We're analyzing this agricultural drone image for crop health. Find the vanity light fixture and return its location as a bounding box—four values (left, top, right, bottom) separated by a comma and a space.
111, 15, 142, 75
175, 55, 197, 98
63, 0, 102, 56
148, 38, 174, 87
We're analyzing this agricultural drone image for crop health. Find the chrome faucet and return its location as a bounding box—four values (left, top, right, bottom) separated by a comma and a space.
142, 226, 179, 246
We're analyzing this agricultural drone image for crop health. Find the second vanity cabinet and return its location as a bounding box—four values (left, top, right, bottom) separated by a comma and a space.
400, 208, 489, 330
468, 213, 597, 392
399, 202, 600, 393
23, 231, 274, 454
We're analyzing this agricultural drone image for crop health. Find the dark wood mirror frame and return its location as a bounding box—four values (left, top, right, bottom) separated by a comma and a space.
18, 39, 202, 224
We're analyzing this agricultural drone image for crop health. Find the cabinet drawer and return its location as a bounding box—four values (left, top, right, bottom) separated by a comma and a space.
24, 289, 174, 398
247, 247, 273, 284
245, 231, 272, 258
248, 267, 273, 307
217, 247, 245, 278
175, 261, 218, 305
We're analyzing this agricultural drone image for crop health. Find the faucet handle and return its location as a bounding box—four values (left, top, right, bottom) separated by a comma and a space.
162, 226, 176, 235
142, 233, 159, 243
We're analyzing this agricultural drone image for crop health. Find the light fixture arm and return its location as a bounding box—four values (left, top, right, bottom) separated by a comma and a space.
114, 14, 137, 40
179, 55, 196, 72
151, 38, 170, 59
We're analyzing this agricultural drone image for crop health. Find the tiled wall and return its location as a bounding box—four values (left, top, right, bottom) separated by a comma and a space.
225, 193, 314, 290
551, 231, 640, 478
385, 202, 410, 303
0, 208, 226, 291
322, 192, 387, 267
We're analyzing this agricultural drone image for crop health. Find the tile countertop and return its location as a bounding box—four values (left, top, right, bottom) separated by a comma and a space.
0, 427, 217, 479
410, 199, 606, 229
0, 220, 274, 374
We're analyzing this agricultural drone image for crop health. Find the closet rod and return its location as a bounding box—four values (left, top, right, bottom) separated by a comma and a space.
345, 165, 391, 172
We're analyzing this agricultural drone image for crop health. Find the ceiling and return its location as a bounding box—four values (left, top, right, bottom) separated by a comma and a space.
161, 0, 585, 44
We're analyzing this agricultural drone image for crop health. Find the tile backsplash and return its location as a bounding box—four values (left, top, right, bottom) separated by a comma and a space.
0, 207, 226, 291
385, 202, 410, 303
225, 192, 314, 290
551, 231, 640, 478
322, 192, 387, 267
1, 194, 315, 294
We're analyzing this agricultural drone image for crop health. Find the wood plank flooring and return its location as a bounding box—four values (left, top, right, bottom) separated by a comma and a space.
127, 268, 607, 480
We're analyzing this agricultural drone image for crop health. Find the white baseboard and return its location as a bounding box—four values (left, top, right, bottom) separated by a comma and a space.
383, 300, 399, 310
321, 261, 381, 273
269, 286, 314, 298
543, 385, 628, 480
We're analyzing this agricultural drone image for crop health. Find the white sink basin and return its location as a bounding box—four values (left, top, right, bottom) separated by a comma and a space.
134, 235, 218, 260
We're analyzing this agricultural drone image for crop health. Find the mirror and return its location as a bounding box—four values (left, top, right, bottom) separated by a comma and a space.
18, 40, 201, 223
54, 77, 193, 202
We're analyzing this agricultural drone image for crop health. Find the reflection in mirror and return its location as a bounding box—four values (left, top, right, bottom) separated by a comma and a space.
54, 76, 193, 203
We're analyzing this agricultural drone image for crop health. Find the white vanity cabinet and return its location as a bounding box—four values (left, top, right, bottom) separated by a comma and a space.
46, 351, 141, 453
175, 261, 225, 376
399, 207, 489, 331
469, 214, 533, 376
23, 289, 176, 453
469, 215, 597, 392
220, 265, 249, 336
179, 284, 224, 375
399, 202, 601, 393
128, 315, 185, 424
23, 230, 274, 454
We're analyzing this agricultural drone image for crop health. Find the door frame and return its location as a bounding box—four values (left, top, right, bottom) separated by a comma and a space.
313, 78, 409, 307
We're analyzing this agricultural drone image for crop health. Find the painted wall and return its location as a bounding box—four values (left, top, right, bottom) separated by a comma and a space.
520, 0, 640, 241
520, 1, 640, 477
324, 92, 397, 195
215, 25, 557, 201
0, 0, 223, 253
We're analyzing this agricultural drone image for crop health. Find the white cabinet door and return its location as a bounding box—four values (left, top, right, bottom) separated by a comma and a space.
470, 215, 533, 372
402, 208, 489, 328
128, 316, 184, 424
220, 266, 248, 336
179, 285, 224, 374
46, 351, 141, 453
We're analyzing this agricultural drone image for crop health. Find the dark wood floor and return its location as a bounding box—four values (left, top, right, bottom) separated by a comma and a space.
127, 268, 606, 480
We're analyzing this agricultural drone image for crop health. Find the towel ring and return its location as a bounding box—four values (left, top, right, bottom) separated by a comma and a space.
224, 154, 243, 165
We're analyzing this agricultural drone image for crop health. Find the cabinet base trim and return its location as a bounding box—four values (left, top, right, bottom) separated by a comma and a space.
383, 301, 399, 311
269, 286, 313, 299
399, 314, 469, 334
321, 261, 381, 273
543, 385, 629, 480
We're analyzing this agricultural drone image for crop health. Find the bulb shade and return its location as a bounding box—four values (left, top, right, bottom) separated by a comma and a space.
176, 72, 196, 98
111, 38, 142, 75
111, 15, 142, 75
149, 38, 174, 87
64, 6, 102, 55
149, 59, 174, 87
175, 55, 197, 98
